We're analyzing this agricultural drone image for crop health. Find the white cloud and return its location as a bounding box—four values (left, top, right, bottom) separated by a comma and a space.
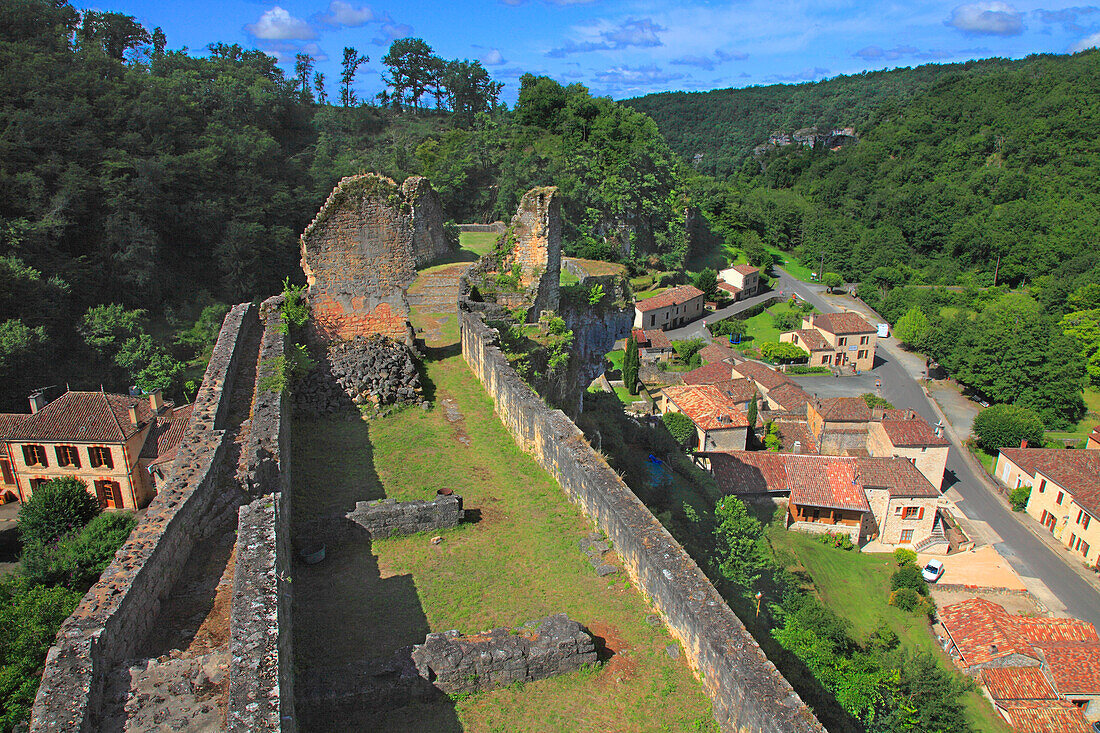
548, 18, 664, 56
372, 22, 414, 46
1072, 29, 1100, 50
246, 7, 317, 41
945, 2, 1024, 36
319, 1, 375, 27
481, 49, 506, 65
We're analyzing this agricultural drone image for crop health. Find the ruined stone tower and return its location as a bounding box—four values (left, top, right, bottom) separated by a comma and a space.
503, 186, 561, 317
299, 174, 450, 345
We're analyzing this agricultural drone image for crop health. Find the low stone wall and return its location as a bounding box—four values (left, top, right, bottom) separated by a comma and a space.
461, 310, 824, 733
347, 495, 463, 539
788, 520, 861, 544
411, 613, 595, 695
31, 303, 257, 732
458, 222, 506, 233
227, 295, 294, 732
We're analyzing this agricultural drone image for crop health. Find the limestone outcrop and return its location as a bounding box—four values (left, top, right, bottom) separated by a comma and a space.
300, 174, 451, 345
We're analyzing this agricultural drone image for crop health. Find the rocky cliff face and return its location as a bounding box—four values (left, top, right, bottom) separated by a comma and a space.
558, 302, 633, 413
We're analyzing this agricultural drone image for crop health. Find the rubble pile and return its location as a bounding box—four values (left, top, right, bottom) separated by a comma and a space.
295, 335, 423, 416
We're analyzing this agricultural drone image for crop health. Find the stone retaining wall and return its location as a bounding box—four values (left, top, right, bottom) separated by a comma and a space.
31, 303, 257, 733
461, 310, 824, 733
227, 295, 295, 732
346, 495, 463, 539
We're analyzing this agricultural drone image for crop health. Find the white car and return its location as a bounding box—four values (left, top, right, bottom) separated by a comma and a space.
922, 559, 945, 583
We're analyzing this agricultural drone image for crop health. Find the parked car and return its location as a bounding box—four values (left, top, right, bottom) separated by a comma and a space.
922, 559, 945, 583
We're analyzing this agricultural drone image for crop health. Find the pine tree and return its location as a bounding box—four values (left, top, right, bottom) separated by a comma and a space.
624, 335, 640, 395
746, 394, 758, 447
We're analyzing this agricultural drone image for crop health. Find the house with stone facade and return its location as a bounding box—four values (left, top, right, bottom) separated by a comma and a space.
717, 264, 761, 301
633, 285, 705, 331
781, 312, 877, 371
631, 328, 673, 363
867, 409, 950, 490
0, 389, 189, 510
942, 598, 1100, 727
660, 385, 749, 454
700, 452, 943, 548
995, 447, 1100, 569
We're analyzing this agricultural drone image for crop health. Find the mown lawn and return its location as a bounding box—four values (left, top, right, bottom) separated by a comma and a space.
765, 246, 816, 282
293, 300, 718, 732
458, 230, 499, 256
766, 526, 1012, 733
1046, 386, 1100, 446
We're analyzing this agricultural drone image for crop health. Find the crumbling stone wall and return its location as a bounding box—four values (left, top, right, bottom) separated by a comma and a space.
300, 174, 450, 345
238, 296, 292, 498
32, 303, 257, 733
411, 613, 595, 695
347, 495, 463, 539
461, 310, 824, 733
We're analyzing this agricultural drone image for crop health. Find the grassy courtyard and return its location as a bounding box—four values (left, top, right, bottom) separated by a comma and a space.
291, 295, 718, 731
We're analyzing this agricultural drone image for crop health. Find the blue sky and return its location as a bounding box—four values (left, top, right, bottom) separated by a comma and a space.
90, 0, 1100, 102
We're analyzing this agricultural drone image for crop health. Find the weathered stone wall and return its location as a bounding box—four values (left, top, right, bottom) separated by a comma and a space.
300, 174, 449, 345
31, 303, 257, 733
461, 310, 824, 733
505, 186, 560, 316
411, 613, 595, 695
227, 294, 295, 732
346, 495, 463, 539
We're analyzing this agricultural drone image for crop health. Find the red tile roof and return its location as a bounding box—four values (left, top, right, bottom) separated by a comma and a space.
941, 598, 1100, 671
786, 455, 870, 512
1033, 641, 1100, 695
731, 264, 759, 275
815, 396, 873, 422
704, 452, 791, 494
879, 413, 949, 447
788, 329, 830, 352
644, 329, 672, 349
0, 414, 26, 440
857, 457, 940, 497
9, 391, 164, 444
998, 701, 1090, 733
663, 385, 748, 431
717, 282, 741, 294
981, 667, 1058, 701
681, 361, 736, 385
733, 361, 790, 390
140, 405, 193, 467
712, 379, 758, 405
767, 382, 813, 412
771, 420, 818, 454
810, 312, 875, 335
699, 342, 736, 364
635, 285, 705, 313
998, 448, 1100, 518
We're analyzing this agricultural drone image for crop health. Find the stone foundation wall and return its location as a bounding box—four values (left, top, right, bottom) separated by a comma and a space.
31, 303, 257, 733
411, 613, 595, 695
788, 520, 861, 544
347, 495, 463, 539
227, 295, 294, 732
461, 310, 824, 733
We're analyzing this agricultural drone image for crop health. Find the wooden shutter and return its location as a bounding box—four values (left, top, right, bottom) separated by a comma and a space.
918, 507, 924, 520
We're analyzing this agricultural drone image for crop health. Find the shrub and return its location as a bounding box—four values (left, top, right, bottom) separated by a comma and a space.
279, 277, 309, 330
22, 512, 136, 590
888, 587, 922, 612
893, 306, 929, 347
1010, 485, 1031, 512
818, 532, 854, 550
759, 341, 808, 363
18, 478, 100, 548
973, 404, 1045, 453
893, 548, 917, 566
862, 393, 895, 410
672, 338, 705, 362
772, 310, 801, 331
822, 272, 843, 292
890, 563, 928, 596
662, 411, 696, 447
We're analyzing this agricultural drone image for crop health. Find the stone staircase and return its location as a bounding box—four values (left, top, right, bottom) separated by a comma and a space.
914, 513, 950, 553
407, 264, 469, 314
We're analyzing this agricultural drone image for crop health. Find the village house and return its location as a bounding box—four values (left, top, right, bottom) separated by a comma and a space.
717, 264, 761, 301
699, 452, 942, 548
631, 328, 673, 363
633, 285, 705, 331
867, 409, 950, 490
995, 447, 1100, 569
763, 381, 813, 414
697, 341, 737, 365
780, 312, 877, 372
680, 361, 736, 386
660, 384, 749, 454
0, 389, 190, 510
1087, 426, 1099, 450
941, 598, 1100, 726
807, 397, 874, 454
732, 360, 791, 398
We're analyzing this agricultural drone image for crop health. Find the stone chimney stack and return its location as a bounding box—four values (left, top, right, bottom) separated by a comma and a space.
148, 389, 164, 413
28, 391, 46, 414
128, 404, 139, 426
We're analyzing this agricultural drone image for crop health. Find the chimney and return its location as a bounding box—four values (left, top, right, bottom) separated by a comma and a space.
128, 404, 139, 426
28, 391, 46, 414
872, 406, 884, 421
1020, 439, 1028, 449
148, 389, 164, 413
793, 440, 802, 454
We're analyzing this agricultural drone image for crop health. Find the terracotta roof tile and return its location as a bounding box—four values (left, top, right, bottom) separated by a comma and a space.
635, 285, 705, 313
810, 312, 875, 335
788, 329, 830, 352
9, 391, 162, 444
704, 452, 791, 494
786, 455, 870, 512
663, 385, 748, 431
981, 667, 1058, 701
1032, 641, 1100, 695
767, 382, 813, 411
644, 330, 672, 349
997, 701, 1090, 733
681, 361, 736, 385
998, 448, 1100, 517
733, 361, 790, 390
712, 379, 758, 405
0, 414, 26, 441
857, 456, 939, 497
880, 414, 949, 447
732, 264, 759, 275
699, 342, 736, 364
771, 420, 818, 454
815, 397, 873, 422
717, 282, 741, 294
140, 405, 193, 464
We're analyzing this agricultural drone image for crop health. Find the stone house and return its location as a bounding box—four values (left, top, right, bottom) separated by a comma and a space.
995, 447, 1100, 569
680, 361, 736, 386
1087, 426, 1099, 450
807, 397, 874, 454
660, 385, 749, 454
866, 409, 950, 490
781, 312, 877, 371
858, 456, 944, 550
0, 390, 189, 510
633, 285, 705, 331
732, 360, 791, 399
717, 264, 760, 300
631, 328, 673, 363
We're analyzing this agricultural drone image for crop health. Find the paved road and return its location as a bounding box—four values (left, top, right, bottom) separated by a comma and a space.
766, 268, 1100, 628
662, 287, 783, 341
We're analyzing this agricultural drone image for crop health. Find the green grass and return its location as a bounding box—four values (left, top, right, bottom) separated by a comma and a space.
559, 268, 581, 286
290, 298, 718, 732
614, 385, 642, 404
764, 246, 816, 282
458, 230, 499, 256
736, 310, 782, 346
634, 286, 669, 300
767, 527, 1012, 733
1046, 386, 1100, 445
606, 350, 624, 372
973, 446, 996, 475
